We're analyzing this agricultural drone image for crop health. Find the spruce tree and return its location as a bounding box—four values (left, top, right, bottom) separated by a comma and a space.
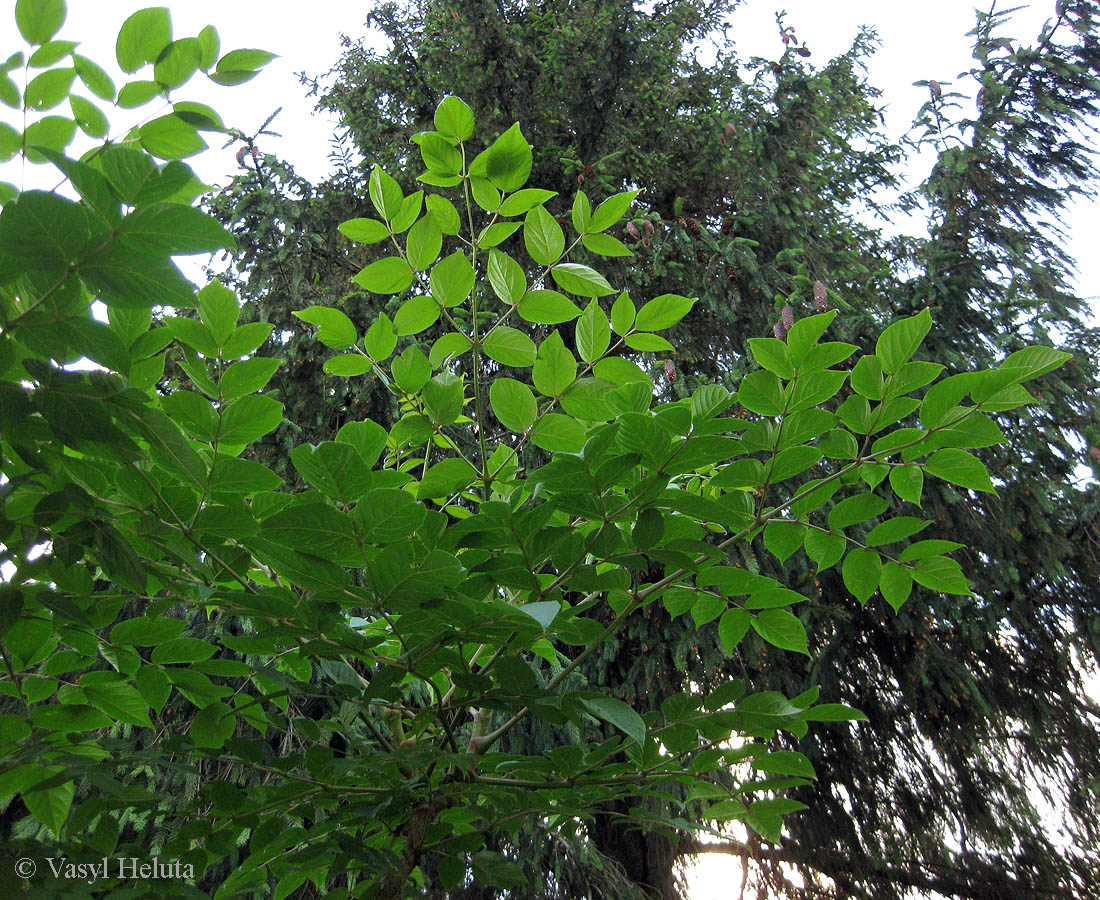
205, 1, 1100, 897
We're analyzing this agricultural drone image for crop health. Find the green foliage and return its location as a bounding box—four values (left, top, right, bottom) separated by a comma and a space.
0, 3, 1072, 884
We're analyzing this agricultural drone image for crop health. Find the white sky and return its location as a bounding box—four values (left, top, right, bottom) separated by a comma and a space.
2, 2, 1098, 897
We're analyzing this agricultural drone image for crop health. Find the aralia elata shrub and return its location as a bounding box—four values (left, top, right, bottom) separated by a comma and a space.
0, 2, 1070, 896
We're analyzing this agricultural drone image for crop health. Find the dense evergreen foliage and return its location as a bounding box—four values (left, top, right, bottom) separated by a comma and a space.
205, 1, 1100, 897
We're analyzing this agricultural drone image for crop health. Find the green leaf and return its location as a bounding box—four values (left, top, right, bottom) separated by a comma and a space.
751, 609, 809, 655
110, 616, 186, 646
292, 442, 372, 502
485, 122, 532, 192
624, 332, 675, 352
197, 281, 238, 346
718, 608, 751, 652
406, 215, 442, 270
588, 189, 640, 233
610, 291, 636, 336
518, 289, 582, 324
490, 378, 537, 432
197, 25, 219, 70
23, 779, 73, 836
850, 355, 884, 400
551, 262, 615, 298
575, 300, 611, 364
221, 357, 279, 400
924, 448, 996, 493
211, 457, 281, 494
879, 563, 913, 612
484, 326, 536, 367
900, 540, 965, 562
84, 680, 152, 727
116, 80, 161, 108
634, 294, 696, 331
73, 53, 114, 100
889, 464, 923, 506
579, 695, 645, 744
422, 372, 464, 425
1002, 345, 1071, 380
28, 40, 77, 67
413, 130, 461, 176
532, 331, 576, 397
763, 520, 806, 563
801, 704, 867, 722
876, 308, 932, 374
116, 7, 172, 73
752, 750, 816, 779
786, 310, 837, 364
470, 852, 526, 891
804, 529, 845, 572
842, 548, 881, 605
391, 345, 431, 393
368, 165, 403, 221
911, 556, 971, 595
218, 395, 283, 444
16, 0, 66, 45
355, 489, 426, 542
426, 194, 462, 234
222, 322, 273, 359
488, 249, 527, 304
23, 115, 76, 161
430, 250, 475, 308
418, 458, 477, 499
434, 95, 474, 141
737, 369, 784, 416
524, 205, 565, 265
865, 516, 930, 546
394, 295, 441, 336
213, 48, 276, 83
25, 67, 76, 111
293, 307, 357, 351
0, 123, 19, 163
339, 217, 389, 243
69, 94, 108, 138
162, 390, 218, 440
582, 232, 632, 257
827, 493, 889, 531
190, 701, 235, 748
429, 332, 472, 367
363, 314, 396, 362
529, 413, 586, 451
141, 115, 206, 159
154, 37, 201, 89
352, 256, 415, 295
749, 338, 795, 379
499, 188, 556, 217
322, 354, 370, 377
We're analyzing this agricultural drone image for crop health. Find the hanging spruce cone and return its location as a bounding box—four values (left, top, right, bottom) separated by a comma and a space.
774, 320, 788, 340
664, 360, 677, 383
721, 218, 734, 235
782, 304, 795, 331
235, 146, 250, 167
1089, 446, 1100, 465
696, 249, 708, 264
725, 264, 736, 282
929, 79, 942, 99
677, 216, 688, 230
813, 280, 828, 312
686, 217, 701, 237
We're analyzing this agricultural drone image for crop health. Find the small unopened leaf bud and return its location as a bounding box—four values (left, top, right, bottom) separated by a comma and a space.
578, 174, 584, 184
725, 121, 736, 137
250, 146, 259, 159
1090, 446, 1100, 465
235, 146, 249, 167
664, 360, 676, 383
643, 220, 655, 235
642, 236, 650, 247
782, 304, 795, 330
626, 221, 641, 240
929, 79, 942, 99
813, 280, 828, 312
